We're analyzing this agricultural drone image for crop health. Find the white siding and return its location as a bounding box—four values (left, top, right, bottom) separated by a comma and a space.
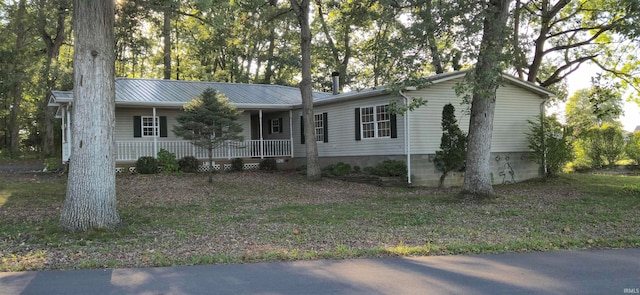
407, 78, 544, 154
115, 107, 252, 141
292, 95, 406, 157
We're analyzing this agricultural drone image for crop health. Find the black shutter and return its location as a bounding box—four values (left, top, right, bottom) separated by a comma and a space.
354, 108, 361, 141
390, 113, 397, 138
134, 116, 141, 138
323, 112, 328, 143
278, 117, 283, 133
300, 116, 305, 144
160, 116, 168, 137
268, 119, 272, 134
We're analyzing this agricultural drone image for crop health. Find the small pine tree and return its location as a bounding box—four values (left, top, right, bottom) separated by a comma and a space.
433, 104, 467, 188
173, 88, 243, 182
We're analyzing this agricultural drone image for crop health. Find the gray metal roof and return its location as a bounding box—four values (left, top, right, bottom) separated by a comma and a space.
115, 78, 332, 107
48, 78, 333, 109
48, 72, 554, 109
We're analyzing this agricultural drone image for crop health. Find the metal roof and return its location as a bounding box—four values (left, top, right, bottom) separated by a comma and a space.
48, 72, 555, 109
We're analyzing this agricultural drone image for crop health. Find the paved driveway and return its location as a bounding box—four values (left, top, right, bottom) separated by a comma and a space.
1, 248, 639, 295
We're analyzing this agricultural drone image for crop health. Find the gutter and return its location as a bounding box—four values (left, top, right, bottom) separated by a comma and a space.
398, 89, 413, 185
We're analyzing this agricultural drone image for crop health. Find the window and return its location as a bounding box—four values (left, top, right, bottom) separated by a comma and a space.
314, 113, 324, 142
360, 104, 390, 139
142, 116, 158, 137
271, 118, 281, 133
134, 116, 167, 138
300, 113, 328, 144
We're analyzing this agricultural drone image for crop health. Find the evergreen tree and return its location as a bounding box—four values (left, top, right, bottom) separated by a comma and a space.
434, 104, 466, 188
173, 88, 243, 183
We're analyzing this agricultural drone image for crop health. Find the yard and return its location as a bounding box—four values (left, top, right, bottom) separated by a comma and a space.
1, 169, 639, 271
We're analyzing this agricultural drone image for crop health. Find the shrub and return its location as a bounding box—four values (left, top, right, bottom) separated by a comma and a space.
352, 165, 361, 173
583, 124, 625, 167
178, 156, 199, 173
157, 149, 179, 173
136, 156, 158, 174
259, 158, 277, 171
231, 158, 244, 171
44, 158, 60, 172
364, 160, 407, 178
434, 103, 467, 187
626, 131, 640, 165
527, 115, 573, 177
323, 162, 352, 176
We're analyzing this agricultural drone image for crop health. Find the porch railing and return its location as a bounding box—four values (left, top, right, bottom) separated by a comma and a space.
115, 139, 292, 162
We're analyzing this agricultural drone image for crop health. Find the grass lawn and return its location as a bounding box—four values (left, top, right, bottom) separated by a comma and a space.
1, 171, 639, 271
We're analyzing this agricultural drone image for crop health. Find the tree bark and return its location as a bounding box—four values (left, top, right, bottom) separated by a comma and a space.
291, 0, 321, 181
163, 4, 172, 80
61, 0, 120, 232
38, 0, 69, 157
8, 0, 28, 156
461, 0, 512, 199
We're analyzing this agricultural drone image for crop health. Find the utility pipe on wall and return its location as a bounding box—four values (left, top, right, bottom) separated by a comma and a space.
399, 90, 412, 185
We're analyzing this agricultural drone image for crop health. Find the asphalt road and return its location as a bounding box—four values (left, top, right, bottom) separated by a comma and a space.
1, 248, 639, 295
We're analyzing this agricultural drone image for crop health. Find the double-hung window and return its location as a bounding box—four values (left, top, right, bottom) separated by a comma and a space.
270, 118, 281, 134
314, 113, 324, 142
142, 116, 159, 137
360, 104, 390, 139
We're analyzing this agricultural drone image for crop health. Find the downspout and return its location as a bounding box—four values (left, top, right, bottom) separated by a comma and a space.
399, 90, 412, 185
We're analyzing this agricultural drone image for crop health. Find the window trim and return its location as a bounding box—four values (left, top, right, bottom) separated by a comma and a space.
360, 104, 391, 139
141, 116, 159, 137
270, 118, 281, 134
314, 113, 324, 142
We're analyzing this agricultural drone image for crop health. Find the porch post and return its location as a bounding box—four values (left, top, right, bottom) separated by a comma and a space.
66, 105, 72, 161
153, 107, 157, 158
289, 110, 293, 158
259, 109, 264, 159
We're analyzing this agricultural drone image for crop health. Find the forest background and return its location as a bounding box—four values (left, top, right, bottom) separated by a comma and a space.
1, 0, 639, 158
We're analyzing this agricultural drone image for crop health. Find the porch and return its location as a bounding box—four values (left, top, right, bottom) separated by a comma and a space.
115, 139, 292, 162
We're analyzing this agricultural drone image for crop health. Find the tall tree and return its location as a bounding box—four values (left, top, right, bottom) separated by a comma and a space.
460, 0, 512, 198
37, 0, 70, 156
60, 0, 120, 232
6, 0, 29, 156
290, 0, 321, 181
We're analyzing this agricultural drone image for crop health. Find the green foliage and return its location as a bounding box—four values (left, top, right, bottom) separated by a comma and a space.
173, 89, 243, 182
136, 157, 158, 174
625, 131, 640, 165
527, 115, 573, 178
178, 156, 199, 173
433, 104, 467, 186
582, 124, 625, 167
231, 158, 244, 171
323, 162, 352, 177
157, 149, 179, 173
364, 160, 407, 178
565, 79, 623, 137
259, 158, 277, 171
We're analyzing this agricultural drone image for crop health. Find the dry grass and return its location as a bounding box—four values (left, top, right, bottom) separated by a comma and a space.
1, 170, 639, 271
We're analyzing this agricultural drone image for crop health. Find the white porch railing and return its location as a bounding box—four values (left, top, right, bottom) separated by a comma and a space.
115, 139, 292, 162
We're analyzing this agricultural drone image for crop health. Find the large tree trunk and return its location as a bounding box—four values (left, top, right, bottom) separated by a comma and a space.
460, 0, 512, 199
61, 0, 119, 232
163, 5, 172, 80
291, 0, 321, 181
38, 0, 69, 157
8, 0, 28, 156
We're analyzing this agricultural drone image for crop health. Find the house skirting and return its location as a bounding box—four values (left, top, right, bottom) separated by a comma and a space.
292, 152, 540, 187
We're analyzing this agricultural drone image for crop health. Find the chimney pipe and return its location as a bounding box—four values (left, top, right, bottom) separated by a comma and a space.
331, 71, 340, 95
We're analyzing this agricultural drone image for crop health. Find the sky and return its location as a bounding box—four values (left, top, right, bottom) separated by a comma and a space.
551, 63, 640, 132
